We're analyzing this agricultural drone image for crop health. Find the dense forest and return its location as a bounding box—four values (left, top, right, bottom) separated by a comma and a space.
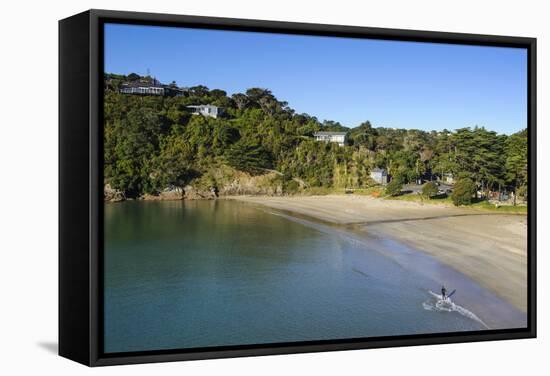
104, 73, 528, 204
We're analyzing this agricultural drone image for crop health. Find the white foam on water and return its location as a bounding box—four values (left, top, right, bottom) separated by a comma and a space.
424, 291, 490, 329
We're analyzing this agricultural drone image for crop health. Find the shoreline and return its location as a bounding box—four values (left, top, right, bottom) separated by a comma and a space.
229, 195, 528, 313
105, 192, 527, 214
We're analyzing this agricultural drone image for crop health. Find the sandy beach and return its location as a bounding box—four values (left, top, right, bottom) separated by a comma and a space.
231, 195, 528, 312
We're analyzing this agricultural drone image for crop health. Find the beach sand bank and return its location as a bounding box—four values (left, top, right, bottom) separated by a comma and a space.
231, 195, 528, 312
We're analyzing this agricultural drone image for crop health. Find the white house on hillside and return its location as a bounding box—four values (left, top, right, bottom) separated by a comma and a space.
187, 104, 223, 118
313, 131, 347, 147
370, 167, 388, 185
119, 80, 186, 97
443, 173, 455, 184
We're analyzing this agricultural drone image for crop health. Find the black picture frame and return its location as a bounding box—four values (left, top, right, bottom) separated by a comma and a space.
59, 9, 537, 367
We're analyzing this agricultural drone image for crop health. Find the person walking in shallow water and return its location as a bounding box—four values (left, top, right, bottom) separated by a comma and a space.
441, 286, 447, 300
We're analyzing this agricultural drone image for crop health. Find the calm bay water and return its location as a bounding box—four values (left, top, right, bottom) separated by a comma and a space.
104, 200, 522, 353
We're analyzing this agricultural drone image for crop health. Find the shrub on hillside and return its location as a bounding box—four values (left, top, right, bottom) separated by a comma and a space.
284, 180, 300, 194
422, 181, 439, 198
451, 178, 476, 206
385, 179, 403, 196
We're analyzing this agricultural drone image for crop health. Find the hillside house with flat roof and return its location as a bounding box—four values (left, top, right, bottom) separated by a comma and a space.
313, 131, 347, 147
119, 80, 186, 97
187, 104, 224, 118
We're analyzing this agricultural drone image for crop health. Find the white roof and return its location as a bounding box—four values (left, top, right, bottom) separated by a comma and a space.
313, 131, 347, 136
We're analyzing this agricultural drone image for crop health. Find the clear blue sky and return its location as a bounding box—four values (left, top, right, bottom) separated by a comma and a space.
105, 23, 527, 134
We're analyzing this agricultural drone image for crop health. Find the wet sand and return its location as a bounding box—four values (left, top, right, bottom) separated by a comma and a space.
230, 195, 528, 312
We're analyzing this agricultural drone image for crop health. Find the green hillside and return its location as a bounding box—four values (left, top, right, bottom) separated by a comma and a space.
103, 73, 528, 204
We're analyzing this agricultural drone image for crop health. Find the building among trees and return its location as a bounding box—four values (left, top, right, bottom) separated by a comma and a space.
119, 79, 187, 97
442, 173, 455, 184
370, 167, 388, 185
313, 131, 347, 147
187, 104, 224, 118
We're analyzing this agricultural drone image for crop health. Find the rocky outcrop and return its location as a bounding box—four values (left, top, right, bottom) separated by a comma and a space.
181, 185, 218, 200
104, 168, 284, 202
218, 171, 283, 196
104, 184, 126, 202
141, 187, 184, 201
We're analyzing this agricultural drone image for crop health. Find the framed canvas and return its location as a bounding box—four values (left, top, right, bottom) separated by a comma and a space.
59, 9, 536, 366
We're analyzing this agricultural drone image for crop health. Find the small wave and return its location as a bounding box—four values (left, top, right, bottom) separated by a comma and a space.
424, 291, 490, 329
